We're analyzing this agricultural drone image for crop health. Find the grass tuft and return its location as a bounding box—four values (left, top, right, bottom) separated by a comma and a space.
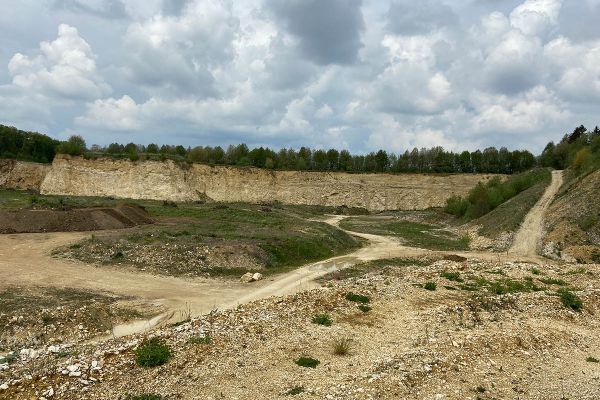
424, 281, 437, 291
440, 271, 463, 282
286, 386, 305, 396
311, 314, 332, 327
332, 338, 352, 356
187, 335, 212, 345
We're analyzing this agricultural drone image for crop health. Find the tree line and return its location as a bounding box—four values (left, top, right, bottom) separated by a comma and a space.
6, 122, 600, 175
539, 125, 600, 174
79, 141, 536, 174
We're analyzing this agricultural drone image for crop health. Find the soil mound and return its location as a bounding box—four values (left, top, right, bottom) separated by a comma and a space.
0, 205, 153, 234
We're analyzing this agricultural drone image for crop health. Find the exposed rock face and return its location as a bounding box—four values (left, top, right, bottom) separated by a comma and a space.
39, 155, 498, 211
0, 159, 50, 191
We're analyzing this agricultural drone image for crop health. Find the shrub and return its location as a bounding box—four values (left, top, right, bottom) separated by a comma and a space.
530, 267, 541, 275
558, 289, 582, 311
57, 135, 86, 156
312, 314, 332, 327
135, 338, 172, 367
538, 277, 567, 286
345, 292, 370, 303
295, 357, 320, 368
424, 281, 437, 291
440, 271, 463, 282
586, 356, 599, 363
332, 338, 351, 356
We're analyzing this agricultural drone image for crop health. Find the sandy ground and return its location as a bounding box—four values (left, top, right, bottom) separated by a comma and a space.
510, 170, 564, 257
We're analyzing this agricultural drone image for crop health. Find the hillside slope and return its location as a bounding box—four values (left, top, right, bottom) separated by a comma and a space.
543, 169, 600, 263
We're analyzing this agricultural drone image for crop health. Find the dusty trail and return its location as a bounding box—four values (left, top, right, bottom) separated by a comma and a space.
509, 170, 563, 257
0, 197, 557, 338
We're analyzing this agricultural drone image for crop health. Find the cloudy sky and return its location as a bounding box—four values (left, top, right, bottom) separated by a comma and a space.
1, 0, 599, 153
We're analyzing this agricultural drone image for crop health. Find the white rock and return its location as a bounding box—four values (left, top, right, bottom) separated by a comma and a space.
43, 387, 54, 397
66, 364, 79, 373
252, 272, 263, 281
240, 272, 254, 283
91, 361, 98, 368
0, 383, 8, 390
69, 371, 81, 377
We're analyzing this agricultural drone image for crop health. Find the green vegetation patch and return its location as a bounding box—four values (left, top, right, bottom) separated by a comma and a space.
424, 281, 437, 291
558, 289, 583, 311
445, 168, 552, 221
135, 338, 172, 367
339, 217, 470, 251
57, 201, 361, 277
440, 271, 463, 282
187, 335, 212, 345
295, 357, 320, 368
286, 386, 305, 396
312, 314, 333, 327
345, 292, 370, 304
125, 395, 162, 400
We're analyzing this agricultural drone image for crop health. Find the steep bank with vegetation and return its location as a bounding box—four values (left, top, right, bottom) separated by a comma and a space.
38, 155, 498, 211
0, 159, 51, 191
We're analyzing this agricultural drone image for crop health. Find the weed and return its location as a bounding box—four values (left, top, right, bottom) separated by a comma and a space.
586, 357, 599, 363
531, 267, 541, 275
345, 292, 370, 304
0, 352, 17, 364
488, 278, 541, 295
538, 277, 567, 286
135, 338, 172, 367
424, 281, 437, 291
187, 335, 212, 345
476, 386, 486, 393
286, 386, 305, 396
295, 357, 320, 368
440, 271, 463, 282
333, 338, 352, 356
111, 250, 124, 260
558, 289, 582, 311
312, 314, 332, 327
41, 314, 53, 325
358, 304, 372, 313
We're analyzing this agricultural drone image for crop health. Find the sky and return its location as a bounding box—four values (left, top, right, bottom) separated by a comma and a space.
0, 0, 599, 154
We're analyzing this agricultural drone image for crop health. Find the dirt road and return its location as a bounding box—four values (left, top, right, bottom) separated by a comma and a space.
0, 200, 556, 337
509, 170, 563, 257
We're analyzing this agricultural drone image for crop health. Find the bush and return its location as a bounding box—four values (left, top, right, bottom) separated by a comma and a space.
57, 135, 87, 156
135, 338, 172, 367
345, 292, 370, 303
312, 314, 332, 327
558, 289, 582, 311
295, 356, 320, 368
424, 281, 437, 291
586, 356, 599, 363
332, 338, 351, 356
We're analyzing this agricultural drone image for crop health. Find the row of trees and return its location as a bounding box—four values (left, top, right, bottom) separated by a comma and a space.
9, 123, 600, 175
0, 125, 59, 163
85, 141, 536, 174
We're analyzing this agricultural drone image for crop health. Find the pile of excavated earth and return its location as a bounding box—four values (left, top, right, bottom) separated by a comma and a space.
0, 205, 153, 234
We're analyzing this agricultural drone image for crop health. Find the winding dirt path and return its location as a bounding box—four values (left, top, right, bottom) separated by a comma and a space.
0, 197, 557, 337
509, 170, 563, 257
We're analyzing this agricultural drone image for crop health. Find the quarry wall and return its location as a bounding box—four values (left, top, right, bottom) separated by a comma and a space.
0, 159, 51, 191
31, 155, 498, 211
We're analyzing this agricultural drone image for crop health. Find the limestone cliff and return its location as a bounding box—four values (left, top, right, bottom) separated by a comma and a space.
0, 159, 51, 191
39, 155, 497, 211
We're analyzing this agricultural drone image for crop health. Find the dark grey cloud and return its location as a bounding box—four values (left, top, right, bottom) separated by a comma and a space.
387, 0, 458, 35
53, 0, 128, 19
162, 0, 190, 16
268, 0, 365, 65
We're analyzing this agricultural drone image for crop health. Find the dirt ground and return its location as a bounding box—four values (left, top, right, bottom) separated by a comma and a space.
2, 170, 597, 399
